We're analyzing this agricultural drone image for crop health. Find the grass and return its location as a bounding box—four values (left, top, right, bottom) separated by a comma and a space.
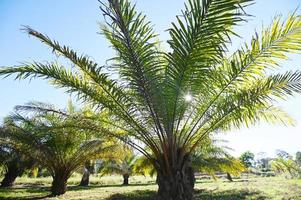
0, 175, 301, 199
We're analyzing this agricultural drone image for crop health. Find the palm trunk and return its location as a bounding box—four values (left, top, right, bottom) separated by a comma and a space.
51, 171, 69, 196
0, 171, 19, 187
123, 174, 129, 185
79, 167, 90, 186
226, 173, 233, 182
0, 164, 25, 187
156, 157, 195, 200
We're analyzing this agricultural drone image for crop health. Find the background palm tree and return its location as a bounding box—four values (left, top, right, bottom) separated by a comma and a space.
1, 0, 301, 199
79, 160, 94, 187
0, 142, 35, 187
100, 144, 137, 185
0, 102, 114, 196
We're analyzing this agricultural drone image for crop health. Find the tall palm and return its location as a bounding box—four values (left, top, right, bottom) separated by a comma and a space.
0, 102, 113, 196
1, 0, 301, 199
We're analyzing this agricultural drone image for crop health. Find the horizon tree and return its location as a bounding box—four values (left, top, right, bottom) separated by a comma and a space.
1, 0, 301, 199
239, 151, 255, 169
0, 102, 114, 196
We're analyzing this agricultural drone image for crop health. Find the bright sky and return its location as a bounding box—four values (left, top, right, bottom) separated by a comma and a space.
0, 0, 300, 158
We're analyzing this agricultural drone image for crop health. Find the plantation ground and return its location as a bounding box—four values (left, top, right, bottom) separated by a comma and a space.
0, 176, 301, 200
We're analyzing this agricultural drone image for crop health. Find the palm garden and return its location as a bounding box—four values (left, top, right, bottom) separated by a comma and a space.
1, 0, 301, 199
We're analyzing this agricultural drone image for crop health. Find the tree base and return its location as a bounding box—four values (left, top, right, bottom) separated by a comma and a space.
79, 168, 90, 186
0, 173, 18, 188
51, 174, 68, 196
156, 160, 195, 200
123, 174, 129, 185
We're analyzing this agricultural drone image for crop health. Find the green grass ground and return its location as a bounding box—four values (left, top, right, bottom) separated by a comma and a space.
0, 175, 300, 200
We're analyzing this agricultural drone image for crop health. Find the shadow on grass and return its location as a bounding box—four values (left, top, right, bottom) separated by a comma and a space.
68, 182, 157, 191
0, 187, 50, 200
194, 189, 268, 200
0, 184, 268, 200
106, 189, 268, 200
195, 179, 255, 184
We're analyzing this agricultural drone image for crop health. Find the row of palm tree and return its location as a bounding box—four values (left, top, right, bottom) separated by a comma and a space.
1, 0, 301, 199
0, 101, 245, 194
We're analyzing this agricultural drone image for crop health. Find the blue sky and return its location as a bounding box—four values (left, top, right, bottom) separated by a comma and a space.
0, 0, 301, 158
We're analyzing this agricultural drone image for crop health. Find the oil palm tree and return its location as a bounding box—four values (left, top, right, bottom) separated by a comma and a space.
0, 102, 114, 196
1, 0, 301, 199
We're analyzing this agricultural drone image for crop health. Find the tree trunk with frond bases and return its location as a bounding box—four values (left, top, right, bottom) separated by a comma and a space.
51, 171, 69, 196
156, 157, 195, 200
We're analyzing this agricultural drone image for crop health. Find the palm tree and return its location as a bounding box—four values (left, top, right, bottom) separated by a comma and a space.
100, 145, 137, 185
79, 160, 94, 187
1, 102, 113, 196
0, 143, 35, 187
1, 0, 301, 199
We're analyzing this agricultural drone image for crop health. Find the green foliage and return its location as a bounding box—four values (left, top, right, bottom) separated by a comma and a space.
270, 151, 301, 178
192, 139, 245, 178
133, 156, 157, 178
270, 157, 300, 178
0, 102, 115, 194
1, 0, 301, 190
100, 145, 137, 177
0, 129, 36, 186
3, 102, 112, 176
239, 151, 255, 168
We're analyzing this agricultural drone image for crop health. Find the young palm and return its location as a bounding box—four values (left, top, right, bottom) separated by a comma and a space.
1, 102, 113, 196
1, 0, 301, 199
